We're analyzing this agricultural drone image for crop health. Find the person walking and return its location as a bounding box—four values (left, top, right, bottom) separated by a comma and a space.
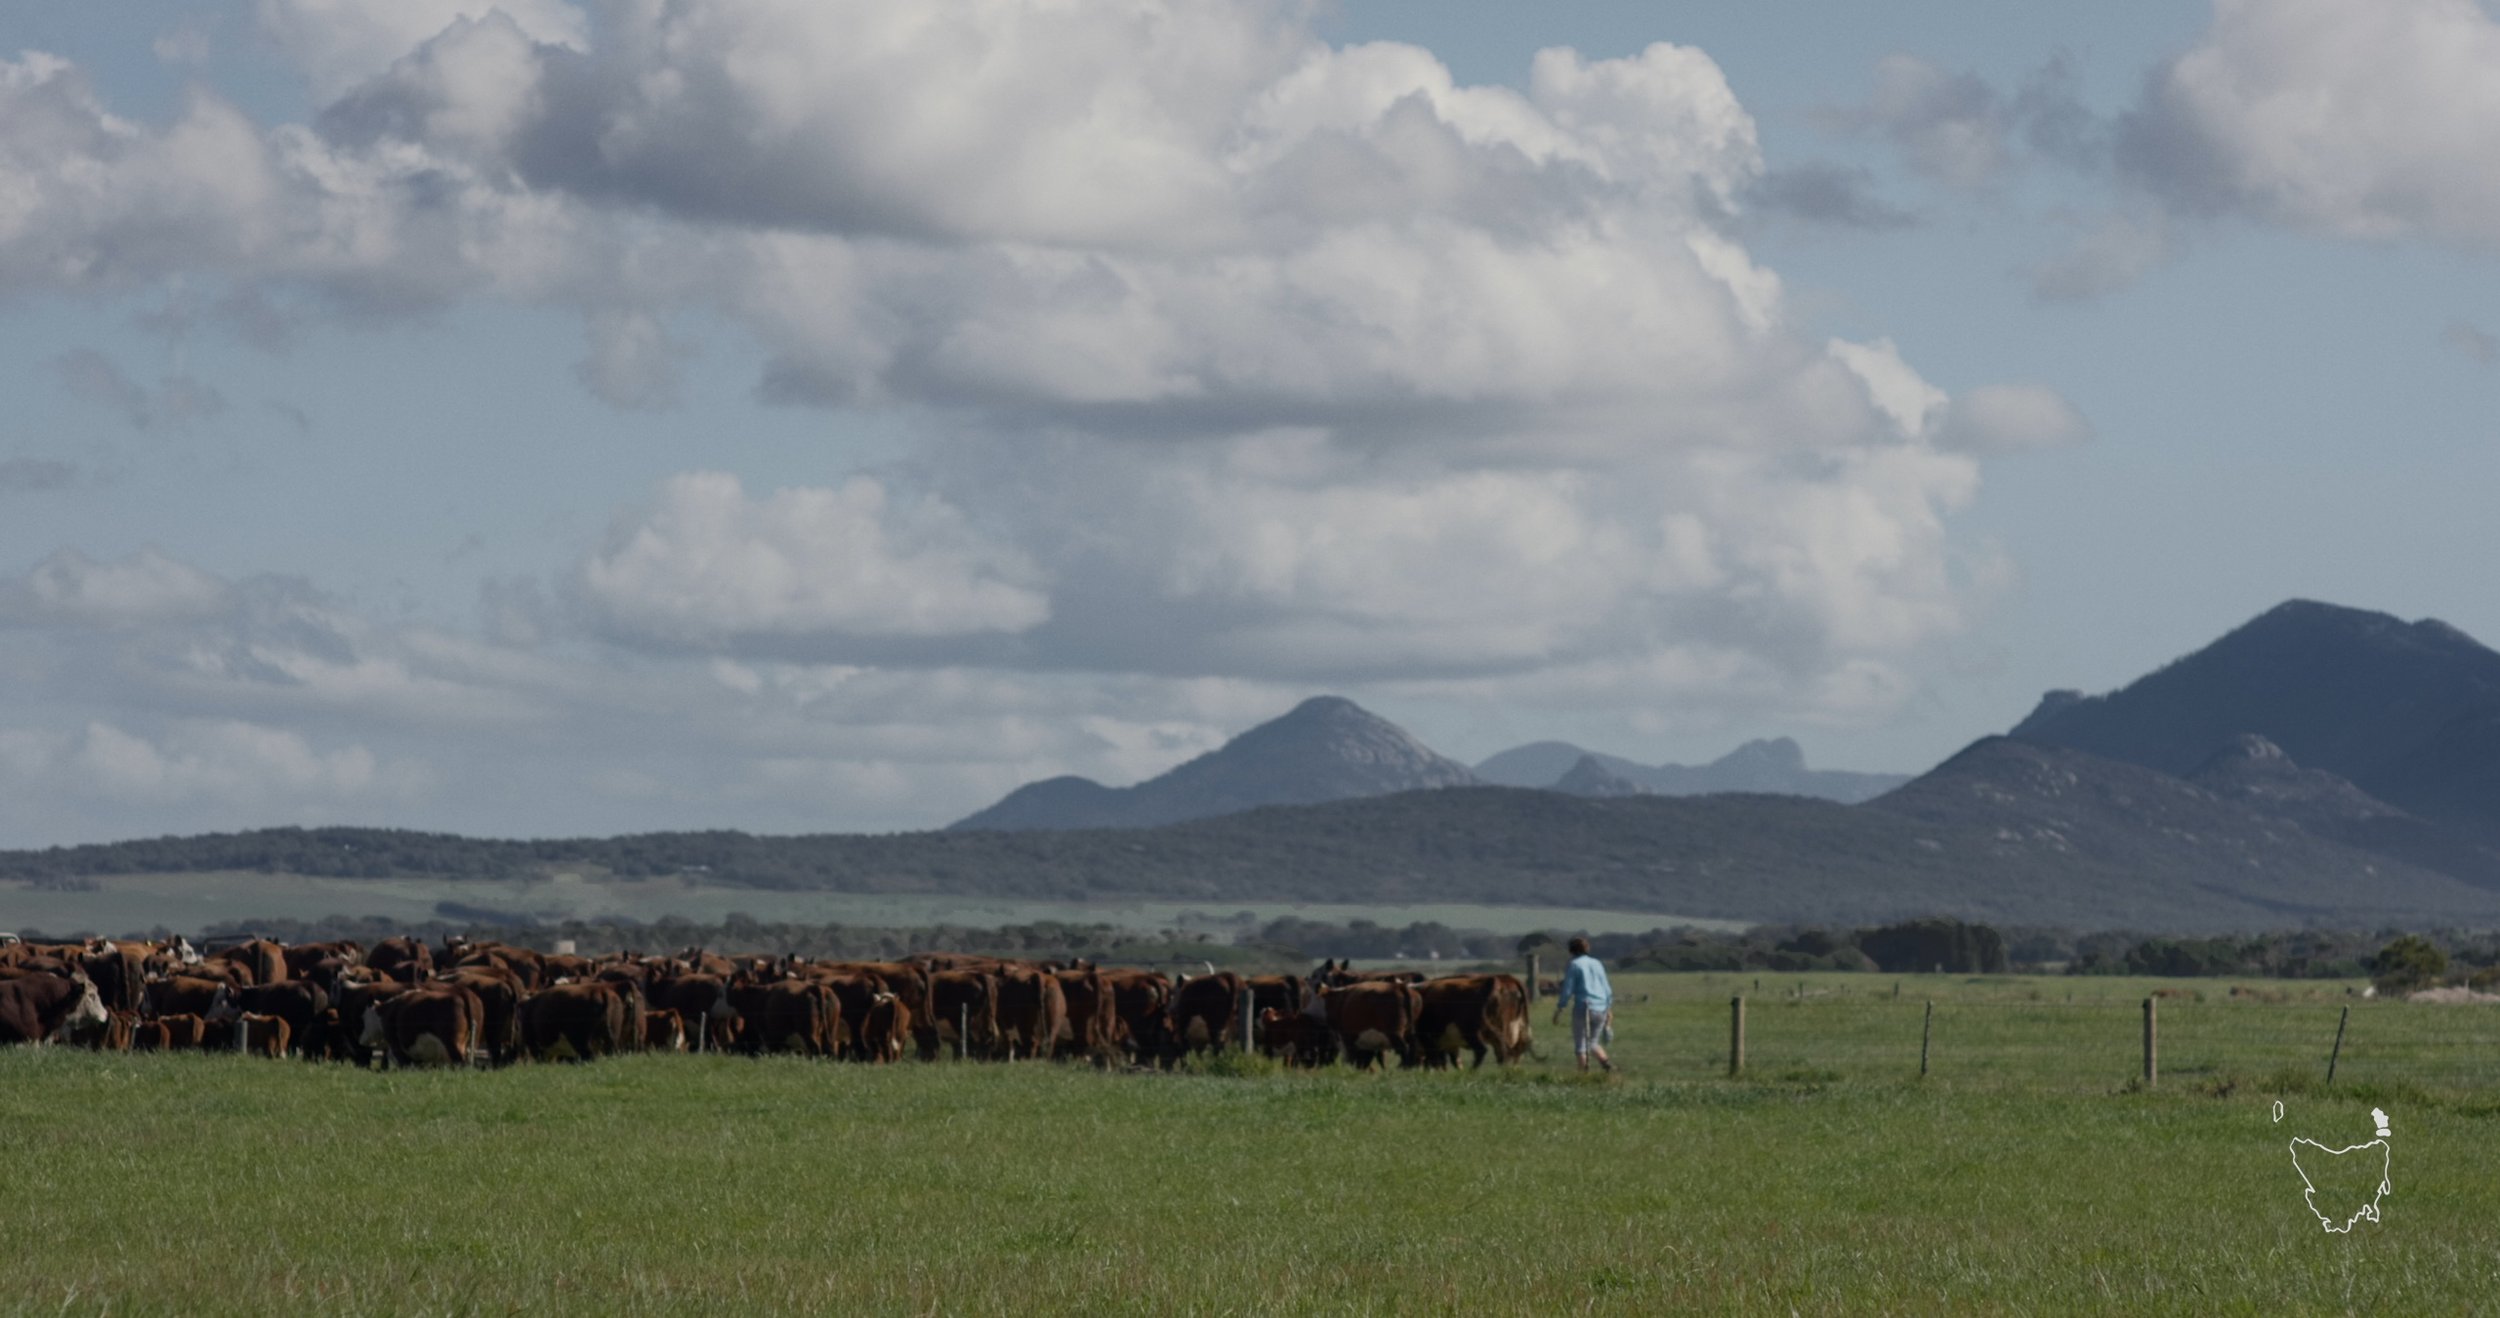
1552, 935, 1614, 1072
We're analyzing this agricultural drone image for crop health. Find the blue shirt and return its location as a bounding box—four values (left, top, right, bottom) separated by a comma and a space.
1556, 954, 1612, 1012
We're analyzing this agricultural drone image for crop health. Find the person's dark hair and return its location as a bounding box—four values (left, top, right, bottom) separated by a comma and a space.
1567, 936, 1590, 957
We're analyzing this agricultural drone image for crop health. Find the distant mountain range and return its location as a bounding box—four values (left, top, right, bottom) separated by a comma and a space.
948, 696, 1478, 831
953, 700, 1906, 831
1474, 737, 1909, 803
13, 597, 2500, 934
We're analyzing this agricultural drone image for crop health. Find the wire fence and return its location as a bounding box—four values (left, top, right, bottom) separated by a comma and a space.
1601, 993, 2500, 1093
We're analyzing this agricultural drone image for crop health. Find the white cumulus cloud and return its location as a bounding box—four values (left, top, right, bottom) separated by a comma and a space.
578, 472, 1052, 647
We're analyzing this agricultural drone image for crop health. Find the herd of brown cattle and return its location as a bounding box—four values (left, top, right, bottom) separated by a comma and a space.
0, 934, 1534, 1071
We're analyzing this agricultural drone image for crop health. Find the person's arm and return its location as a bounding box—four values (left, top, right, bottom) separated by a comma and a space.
1552, 961, 1581, 1020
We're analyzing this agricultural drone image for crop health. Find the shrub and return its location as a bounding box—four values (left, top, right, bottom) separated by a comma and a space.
2371, 935, 2448, 995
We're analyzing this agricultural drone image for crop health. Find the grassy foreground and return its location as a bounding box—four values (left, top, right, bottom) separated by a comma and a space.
4, 975, 2497, 1315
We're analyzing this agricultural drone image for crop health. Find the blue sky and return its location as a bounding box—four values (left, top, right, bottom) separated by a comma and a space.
2, 0, 2496, 844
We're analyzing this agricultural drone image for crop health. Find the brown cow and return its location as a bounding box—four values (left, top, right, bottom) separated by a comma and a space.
234, 981, 329, 1058
1255, 1007, 1335, 1068
1052, 968, 1122, 1064
642, 1008, 687, 1052
1316, 980, 1421, 1070
79, 946, 146, 1015
1414, 974, 1532, 1069
440, 967, 524, 1065
1168, 972, 1245, 1060
1096, 968, 1173, 1064
520, 981, 630, 1062
753, 980, 841, 1057
240, 1013, 292, 1059
333, 979, 410, 1068
993, 966, 1067, 1061
859, 994, 912, 1064
283, 940, 362, 980
143, 975, 235, 1023
154, 1013, 210, 1050
367, 936, 432, 983
130, 1018, 173, 1051
653, 973, 736, 1052
212, 939, 287, 988
366, 984, 484, 1067
0, 972, 108, 1044
82, 1010, 137, 1052
798, 970, 887, 1059
917, 970, 999, 1061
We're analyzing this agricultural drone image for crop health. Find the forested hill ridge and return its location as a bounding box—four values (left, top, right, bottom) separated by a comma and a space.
2012, 599, 2500, 829
9, 755, 2500, 931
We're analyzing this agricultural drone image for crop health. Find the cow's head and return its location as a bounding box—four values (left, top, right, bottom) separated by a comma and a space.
203, 983, 238, 1023
358, 1003, 388, 1049
61, 973, 108, 1034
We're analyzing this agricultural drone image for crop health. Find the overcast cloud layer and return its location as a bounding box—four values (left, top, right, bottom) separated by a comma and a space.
0, 0, 2485, 844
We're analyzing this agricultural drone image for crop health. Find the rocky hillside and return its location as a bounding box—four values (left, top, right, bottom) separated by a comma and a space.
2011, 599, 2500, 829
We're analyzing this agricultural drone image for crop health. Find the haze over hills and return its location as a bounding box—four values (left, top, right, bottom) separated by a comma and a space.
1475, 738, 1909, 803
12, 737, 2497, 931
948, 696, 1479, 832
2012, 600, 2500, 831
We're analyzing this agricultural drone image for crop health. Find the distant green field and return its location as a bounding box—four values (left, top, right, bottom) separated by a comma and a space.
0, 872, 1746, 940
4, 973, 2494, 1313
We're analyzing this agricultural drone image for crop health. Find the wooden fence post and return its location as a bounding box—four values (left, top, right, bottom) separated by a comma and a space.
1729, 996, 1745, 1076
1524, 953, 1539, 1005
1920, 1000, 1933, 1079
1237, 985, 1256, 1055
958, 1003, 969, 1062
2327, 1005, 2350, 1084
2141, 997, 2157, 1088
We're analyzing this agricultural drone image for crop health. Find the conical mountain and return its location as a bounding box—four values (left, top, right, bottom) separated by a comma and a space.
2011, 599, 2500, 828
949, 696, 1478, 831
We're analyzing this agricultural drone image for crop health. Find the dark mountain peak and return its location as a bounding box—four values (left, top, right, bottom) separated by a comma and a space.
2010, 598, 2500, 829
1554, 754, 1643, 797
1715, 737, 1806, 774
2233, 599, 2488, 657
950, 696, 1476, 831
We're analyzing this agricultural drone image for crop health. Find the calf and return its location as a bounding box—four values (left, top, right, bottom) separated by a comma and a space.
642, 1008, 687, 1052
1255, 1007, 1335, 1068
153, 1013, 210, 1050
240, 1013, 292, 1059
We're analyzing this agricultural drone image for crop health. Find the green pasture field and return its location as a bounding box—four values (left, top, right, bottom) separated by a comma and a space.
4, 973, 2496, 1315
